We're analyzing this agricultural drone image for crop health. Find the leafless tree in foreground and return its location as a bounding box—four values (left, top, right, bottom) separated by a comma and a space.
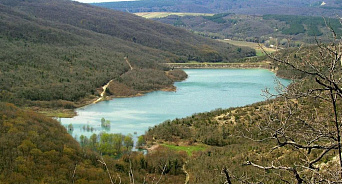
98, 156, 115, 184
244, 25, 342, 183
221, 167, 233, 184
98, 154, 168, 184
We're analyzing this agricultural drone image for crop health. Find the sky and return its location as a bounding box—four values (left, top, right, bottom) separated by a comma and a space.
73, 0, 136, 3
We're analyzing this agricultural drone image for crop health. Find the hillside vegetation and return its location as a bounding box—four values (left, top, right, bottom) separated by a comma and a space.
0, 102, 104, 183
94, 0, 341, 17
0, 0, 254, 109
2, 43, 339, 183
144, 43, 342, 183
0, 102, 189, 183
153, 14, 342, 44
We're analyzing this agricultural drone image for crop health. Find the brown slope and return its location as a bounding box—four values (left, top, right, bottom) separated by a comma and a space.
1, 0, 255, 63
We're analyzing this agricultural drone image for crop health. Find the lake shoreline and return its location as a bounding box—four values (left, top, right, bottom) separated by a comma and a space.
85, 61, 276, 106
165, 61, 273, 70
165, 62, 292, 80
91, 84, 177, 105
40, 84, 178, 118
60, 68, 290, 137
46, 62, 279, 118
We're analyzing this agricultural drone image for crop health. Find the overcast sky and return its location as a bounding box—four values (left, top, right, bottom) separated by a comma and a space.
74, 0, 136, 3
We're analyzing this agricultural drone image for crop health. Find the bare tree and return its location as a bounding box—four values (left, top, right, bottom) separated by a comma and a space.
98, 156, 115, 184
221, 167, 233, 184
244, 27, 342, 183
129, 158, 135, 184
72, 163, 77, 184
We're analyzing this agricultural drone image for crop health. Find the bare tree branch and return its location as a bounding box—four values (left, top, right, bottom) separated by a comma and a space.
129, 158, 134, 184
98, 156, 114, 184
72, 163, 77, 184
245, 161, 304, 184
221, 167, 233, 184
155, 164, 167, 184
251, 23, 342, 182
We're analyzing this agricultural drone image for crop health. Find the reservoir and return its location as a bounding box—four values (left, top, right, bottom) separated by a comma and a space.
61, 69, 290, 138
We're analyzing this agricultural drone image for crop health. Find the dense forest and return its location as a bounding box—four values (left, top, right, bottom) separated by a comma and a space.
93, 0, 341, 17
0, 0, 254, 109
0, 102, 190, 183
153, 14, 342, 44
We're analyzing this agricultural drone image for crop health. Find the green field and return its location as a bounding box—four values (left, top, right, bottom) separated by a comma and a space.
162, 143, 207, 156
135, 12, 214, 19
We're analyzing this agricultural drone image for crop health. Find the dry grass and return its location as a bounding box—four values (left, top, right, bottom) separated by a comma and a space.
220, 39, 277, 56
135, 12, 214, 19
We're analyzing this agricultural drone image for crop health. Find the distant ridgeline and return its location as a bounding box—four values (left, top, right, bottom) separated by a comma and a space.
0, 0, 254, 107
263, 14, 342, 36
154, 13, 342, 43
92, 0, 341, 17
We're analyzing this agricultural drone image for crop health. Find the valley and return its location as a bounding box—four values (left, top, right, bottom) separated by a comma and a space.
1, 0, 342, 183
0, 0, 254, 114
93, 0, 341, 17
148, 13, 342, 44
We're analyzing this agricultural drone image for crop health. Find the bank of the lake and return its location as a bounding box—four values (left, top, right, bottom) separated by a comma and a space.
44, 63, 274, 118
165, 62, 273, 69
61, 69, 290, 139
40, 69, 187, 118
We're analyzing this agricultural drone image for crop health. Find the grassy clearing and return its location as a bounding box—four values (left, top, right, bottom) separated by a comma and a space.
135, 12, 214, 19
220, 39, 277, 56
162, 143, 207, 156
256, 50, 265, 56
37, 109, 77, 118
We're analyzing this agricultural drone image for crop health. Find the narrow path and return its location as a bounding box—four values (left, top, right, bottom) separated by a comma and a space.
182, 161, 190, 184
124, 57, 133, 70
93, 79, 113, 104
93, 57, 132, 104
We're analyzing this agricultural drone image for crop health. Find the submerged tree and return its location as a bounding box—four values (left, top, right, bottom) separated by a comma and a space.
101, 118, 111, 131
67, 123, 74, 132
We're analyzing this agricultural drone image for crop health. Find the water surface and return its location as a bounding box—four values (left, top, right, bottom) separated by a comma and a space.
61, 69, 290, 138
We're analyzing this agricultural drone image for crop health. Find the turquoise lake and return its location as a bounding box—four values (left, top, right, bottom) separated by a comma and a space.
61, 69, 290, 138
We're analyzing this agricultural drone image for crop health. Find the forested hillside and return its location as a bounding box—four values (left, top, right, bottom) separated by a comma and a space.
1, 0, 342, 183
0, 0, 254, 109
153, 14, 342, 44
0, 102, 188, 183
94, 0, 341, 17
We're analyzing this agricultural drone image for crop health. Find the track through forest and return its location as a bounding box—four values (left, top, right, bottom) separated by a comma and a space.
93, 57, 134, 103
125, 57, 133, 70
93, 79, 113, 104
